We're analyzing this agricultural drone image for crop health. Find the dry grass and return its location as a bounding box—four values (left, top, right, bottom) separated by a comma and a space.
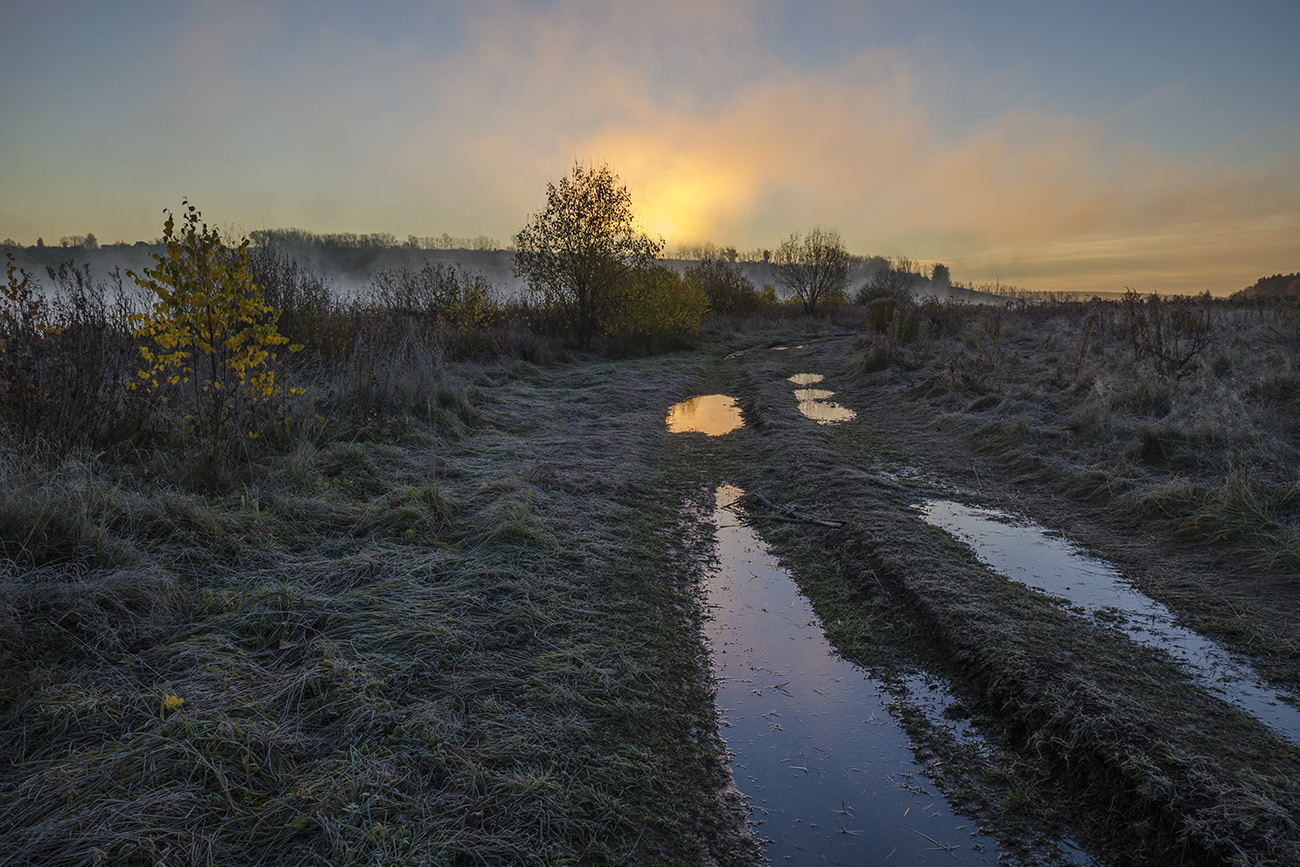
844, 295, 1300, 571
0, 347, 756, 865
713, 331, 1300, 865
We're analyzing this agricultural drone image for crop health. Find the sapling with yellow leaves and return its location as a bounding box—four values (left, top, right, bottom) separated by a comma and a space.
129, 202, 301, 464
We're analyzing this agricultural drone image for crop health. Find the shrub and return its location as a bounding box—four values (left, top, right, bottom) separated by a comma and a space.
1120, 289, 1213, 377
0, 256, 151, 453
0, 253, 56, 442
364, 261, 497, 331
248, 245, 348, 362
865, 298, 896, 334
686, 254, 761, 315
129, 202, 300, 465
607, 263, 708, 351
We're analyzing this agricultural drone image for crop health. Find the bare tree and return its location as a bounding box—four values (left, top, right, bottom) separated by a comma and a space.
514, 162, 662, 348
771, 227, 850, 314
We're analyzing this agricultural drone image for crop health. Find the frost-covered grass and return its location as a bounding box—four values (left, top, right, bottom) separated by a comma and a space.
848, 294, 1300, 571
0, 351, 756, 866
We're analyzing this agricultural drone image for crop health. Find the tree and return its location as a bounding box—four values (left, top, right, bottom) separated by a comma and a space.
855, 256, 924, 303
514, 162, 663, 348
930, 262, 950, 287
129, 201, 298, 462
687, 251, 760, 315
771, 227, 850, 314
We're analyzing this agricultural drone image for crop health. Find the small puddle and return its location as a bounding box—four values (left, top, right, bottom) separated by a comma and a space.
921, 500, 1300, 743
704, 485, 1000, 864
666, 394, 744, 436
787, 373, 856, 424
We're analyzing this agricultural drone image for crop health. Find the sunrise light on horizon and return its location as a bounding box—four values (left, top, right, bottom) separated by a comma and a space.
3, 0, 1297, 295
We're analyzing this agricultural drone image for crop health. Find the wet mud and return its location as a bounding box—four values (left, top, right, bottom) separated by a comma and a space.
693, 333, 1300, 865
702, 485, 1002, 864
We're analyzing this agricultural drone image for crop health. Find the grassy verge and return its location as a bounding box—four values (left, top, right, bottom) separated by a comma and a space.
847, 295, 1300, 572
0, 351, 759, 865
836, 296, 1300, 693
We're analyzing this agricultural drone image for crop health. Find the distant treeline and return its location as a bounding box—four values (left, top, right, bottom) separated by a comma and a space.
246, 228, 506, 252
1234, 272, 1300, 299
0, 229, 507, 253
1, 230, 519, 292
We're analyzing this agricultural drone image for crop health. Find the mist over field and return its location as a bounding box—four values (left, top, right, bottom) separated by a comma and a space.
4, 2, 1298, 295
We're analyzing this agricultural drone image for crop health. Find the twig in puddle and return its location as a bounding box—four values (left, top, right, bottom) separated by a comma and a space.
913, 829, 958, 854
723, 491, 842, 528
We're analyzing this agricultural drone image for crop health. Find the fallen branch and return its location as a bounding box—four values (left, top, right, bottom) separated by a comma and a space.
723, 491, 842, 528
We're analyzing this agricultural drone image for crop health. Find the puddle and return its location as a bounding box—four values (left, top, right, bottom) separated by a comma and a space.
794, 388, 834, 402
921, 500, 1300, 743
704, 485, 1001, 864
896, 671, 993, 760
797, 398, 857, 424
666, 394, 744, 436
787, 373, 857, 424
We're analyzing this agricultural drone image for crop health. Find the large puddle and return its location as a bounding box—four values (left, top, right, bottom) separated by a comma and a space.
787, 374, 856, 424
921, 500, 1300, 744
666, 394, 744, 436
704, 485, 1000, 864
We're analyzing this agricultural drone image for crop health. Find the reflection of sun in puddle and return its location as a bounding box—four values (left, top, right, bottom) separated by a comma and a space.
665, 394, 744, 435
788, 373, 856, 424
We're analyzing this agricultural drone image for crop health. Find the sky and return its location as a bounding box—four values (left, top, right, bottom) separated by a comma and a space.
2, 0, 1297, 295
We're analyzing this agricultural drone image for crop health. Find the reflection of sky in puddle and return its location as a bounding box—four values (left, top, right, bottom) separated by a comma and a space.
788, 373, 857, 425
705, 485, 1001, 864
665, 394, 744, 436
794, 388, 834, 402
921, 500, 1300, 744
797, 398, 857, 423
897, 672, 989, 758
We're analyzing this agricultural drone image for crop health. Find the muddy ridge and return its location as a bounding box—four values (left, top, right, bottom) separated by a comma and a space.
710, 335, 1300, 866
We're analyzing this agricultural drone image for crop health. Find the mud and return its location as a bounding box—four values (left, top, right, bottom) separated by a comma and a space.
702, 484, 1003, 864
703, 332, 1300, 866
922, 498, 1300, 743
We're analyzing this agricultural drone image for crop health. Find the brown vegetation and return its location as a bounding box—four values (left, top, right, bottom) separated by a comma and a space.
713, 311, 1300, 864
6, 195, 1297, 865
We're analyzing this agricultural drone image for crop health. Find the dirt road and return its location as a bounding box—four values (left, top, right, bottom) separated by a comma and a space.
679, 333, 1300, 865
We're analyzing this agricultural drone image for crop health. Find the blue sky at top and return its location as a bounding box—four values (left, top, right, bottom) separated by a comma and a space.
3, 0, 1297, 293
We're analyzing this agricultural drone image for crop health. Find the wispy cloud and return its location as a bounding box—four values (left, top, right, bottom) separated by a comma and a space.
3, 1, 1296, 293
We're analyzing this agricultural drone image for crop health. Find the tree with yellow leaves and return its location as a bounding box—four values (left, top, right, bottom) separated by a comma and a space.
130, 202, 299, 463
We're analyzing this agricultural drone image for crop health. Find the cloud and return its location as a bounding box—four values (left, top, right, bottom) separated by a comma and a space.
383, 2, 1297, 292
5, 0, 1296, 293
